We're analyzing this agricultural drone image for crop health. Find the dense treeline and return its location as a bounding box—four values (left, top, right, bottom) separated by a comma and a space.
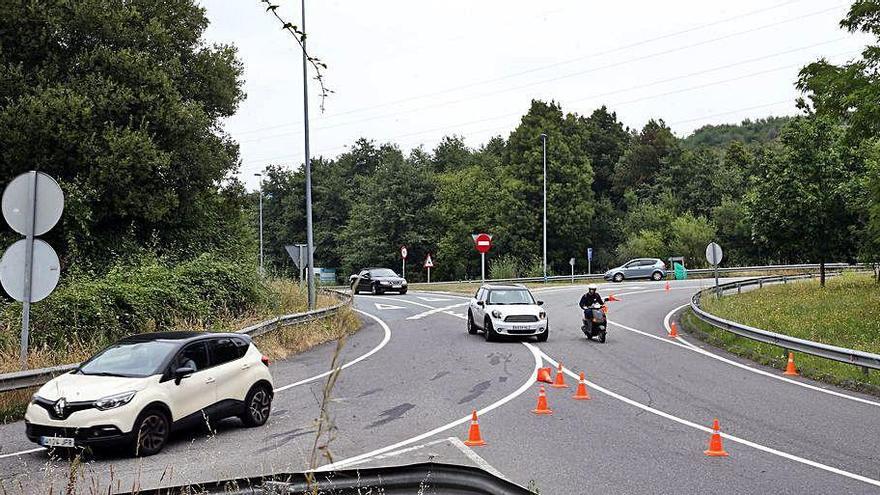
259, 3, 880, 283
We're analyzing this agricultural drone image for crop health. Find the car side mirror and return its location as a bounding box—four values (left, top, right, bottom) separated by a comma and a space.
537, 300, 544, 305
476, 301, 485, 307
174, 366, 195, 385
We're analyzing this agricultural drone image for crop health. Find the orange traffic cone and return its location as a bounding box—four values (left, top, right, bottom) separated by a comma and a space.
606, 294, 620, 302
551, 363, 568, 388
536, 366, 553, 383
463, 409, 486, 446
668, 322, 679, 339
532, 386, 553, 415
665, 281, 671, 292
572, 372, 591, 400
704, 418, 729, 457
783, 352, 799, 376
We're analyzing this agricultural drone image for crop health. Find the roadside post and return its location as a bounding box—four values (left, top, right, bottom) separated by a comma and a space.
1, 172, 64, 370
569, 257, 575, 283
400, 245, 408, 278
285, 243, 312, 284
472, 233, 492, 283
706, 242, 724, 291
587, 247, 593, 275
424, 253, 434, 283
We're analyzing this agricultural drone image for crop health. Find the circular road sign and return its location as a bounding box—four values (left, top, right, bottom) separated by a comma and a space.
706, 242, 723, 266
2, 172, 65, 237
474, 233, 492, 254
0, 238, 61, 303
400, 246, 408, 259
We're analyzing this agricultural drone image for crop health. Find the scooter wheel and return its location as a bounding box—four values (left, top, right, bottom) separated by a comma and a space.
598, 332, 606, 343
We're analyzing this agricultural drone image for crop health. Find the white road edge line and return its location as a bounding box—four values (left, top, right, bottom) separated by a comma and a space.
274, 309, 391, 393
536, 349, 880, 488
447, 436, 508, 480
314, 340, 543, 472
406, 303, 470, 320
0, 447, 44, 460
658, 305, 880, 408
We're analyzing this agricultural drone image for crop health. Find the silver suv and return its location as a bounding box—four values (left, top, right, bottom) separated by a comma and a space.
604, 258, 666, 282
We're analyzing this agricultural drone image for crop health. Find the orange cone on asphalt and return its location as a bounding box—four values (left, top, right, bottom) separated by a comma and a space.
536, 366, 553, 383
532, 386, 553, 415
463, 409, 486, 447
668, 322, 679, 339
606, 294, 620, 302
704, 418, 729, 457
665, 281, 671, 292
572, 372, 591, 400
551, 363, 569, 388
783, 352, 799, 376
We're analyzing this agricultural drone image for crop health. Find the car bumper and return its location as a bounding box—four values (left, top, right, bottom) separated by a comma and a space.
25, 421, 133, 448
492, 321, 548, 336
24, 401, 137, 444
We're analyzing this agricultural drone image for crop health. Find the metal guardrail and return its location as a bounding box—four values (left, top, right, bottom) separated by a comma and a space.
690, 272, 880, 371
329, 262, 865, 288
0, 289, 352, 393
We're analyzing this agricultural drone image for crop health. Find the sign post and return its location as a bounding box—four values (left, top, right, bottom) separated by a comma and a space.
1, 171, 65, 370
472, 233, 492, 283
569, 257, 575, 283
705, 242, 724, 290
587, 247, 593, 275
424, 253, 434, 283
285, 243, 314, 285
400, 245, 408, 278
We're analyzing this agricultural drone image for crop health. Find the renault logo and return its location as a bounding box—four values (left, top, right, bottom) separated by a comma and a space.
54, 398, 67, 418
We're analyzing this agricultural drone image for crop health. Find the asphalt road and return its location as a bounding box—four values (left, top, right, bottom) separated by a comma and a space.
1, 278, 879, 494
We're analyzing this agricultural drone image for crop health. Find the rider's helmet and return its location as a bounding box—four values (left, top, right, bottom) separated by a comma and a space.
588, 283, 598, 292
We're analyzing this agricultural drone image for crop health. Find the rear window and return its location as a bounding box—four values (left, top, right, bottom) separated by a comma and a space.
209, 337, 248, 366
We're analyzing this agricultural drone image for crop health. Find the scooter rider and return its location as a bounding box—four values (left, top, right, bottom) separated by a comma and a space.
579, 284, 604, 321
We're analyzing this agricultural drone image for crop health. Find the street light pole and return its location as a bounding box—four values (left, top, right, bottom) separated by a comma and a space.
541, 133, 547, 283
302, 0, 316, 310
255, 173, 263, 275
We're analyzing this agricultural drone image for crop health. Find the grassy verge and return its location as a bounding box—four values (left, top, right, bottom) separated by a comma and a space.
680, 272, 880, 395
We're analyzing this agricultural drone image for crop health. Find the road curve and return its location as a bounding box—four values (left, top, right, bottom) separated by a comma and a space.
1, 279, 878, 494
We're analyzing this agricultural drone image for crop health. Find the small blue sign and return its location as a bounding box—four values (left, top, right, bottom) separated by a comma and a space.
587, 248, 593, 261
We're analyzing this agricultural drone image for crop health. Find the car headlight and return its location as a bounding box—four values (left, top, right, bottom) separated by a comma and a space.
94, 391, 136, 411
539, 311, 546, 320
491, 310, 502, 319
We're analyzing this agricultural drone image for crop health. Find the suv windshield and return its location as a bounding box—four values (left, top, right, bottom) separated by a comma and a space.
371, 269, 397, 277
488, 289, 534, 305
77, 341, 177, 378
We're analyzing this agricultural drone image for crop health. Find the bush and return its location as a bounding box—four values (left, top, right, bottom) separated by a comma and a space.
1, 254, 268, 349
490, 254, 521, 279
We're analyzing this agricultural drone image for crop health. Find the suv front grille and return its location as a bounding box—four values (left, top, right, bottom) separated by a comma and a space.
504, 315, 538, 323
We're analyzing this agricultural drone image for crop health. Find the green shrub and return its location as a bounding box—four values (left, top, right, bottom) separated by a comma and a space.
490, 254, 521, 279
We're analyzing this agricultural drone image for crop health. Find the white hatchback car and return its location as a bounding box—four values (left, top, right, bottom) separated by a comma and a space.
25, 331, 274, 456
466, 284, 548, 342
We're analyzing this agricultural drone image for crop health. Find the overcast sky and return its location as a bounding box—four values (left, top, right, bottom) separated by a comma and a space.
201, 0, 867, 190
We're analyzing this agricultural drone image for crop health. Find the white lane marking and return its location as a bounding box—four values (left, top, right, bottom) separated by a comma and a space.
447, 436, 508, 480
333, 437, 450, 469
417, 297, 453, 302
537, 349, 880, 489
406, 302, 470, 320
274, 309, 391, 392
660, 305, 880, 408
315, 340, 543, 471
663, 303, 702, 350
374, 297, 436, 309
0, 447, 44, 460
374, 303, 406, 310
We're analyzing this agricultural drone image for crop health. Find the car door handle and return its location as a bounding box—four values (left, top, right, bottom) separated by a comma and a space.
241, 363, 250, 370
205, 377, 216, 384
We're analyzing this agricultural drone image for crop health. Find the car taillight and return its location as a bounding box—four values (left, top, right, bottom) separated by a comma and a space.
261, 355, 271, 367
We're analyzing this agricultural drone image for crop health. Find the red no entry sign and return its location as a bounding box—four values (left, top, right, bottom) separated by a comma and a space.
400, 245, 408, 259
474, 233, 492, 254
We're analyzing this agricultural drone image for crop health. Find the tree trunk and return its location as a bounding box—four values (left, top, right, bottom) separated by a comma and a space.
820, 260, 826, 287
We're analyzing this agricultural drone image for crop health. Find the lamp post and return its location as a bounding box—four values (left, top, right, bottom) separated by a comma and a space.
255, 173, 263, 275
540, 133, 547, 283
301, 0, 316, 309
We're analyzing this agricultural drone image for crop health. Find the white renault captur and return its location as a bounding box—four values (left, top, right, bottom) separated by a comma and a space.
466, 284, 549, 342
25, 331, 274, 456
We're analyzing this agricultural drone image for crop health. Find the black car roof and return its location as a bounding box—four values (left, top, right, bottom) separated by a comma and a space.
117, 331, 249, 344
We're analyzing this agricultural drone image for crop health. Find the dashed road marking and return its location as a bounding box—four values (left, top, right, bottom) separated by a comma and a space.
406, 302, 470, 320
374, 303, 406, 310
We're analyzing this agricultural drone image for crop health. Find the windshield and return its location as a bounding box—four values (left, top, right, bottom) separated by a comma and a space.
77, 341, 177, 378
487, 289, 534, 305
371, 269, 398, 277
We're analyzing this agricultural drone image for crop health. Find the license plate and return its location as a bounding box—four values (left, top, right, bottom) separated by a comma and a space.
392, 284, 401, 288
40, 436, 74, 448
512, 325, 531, 330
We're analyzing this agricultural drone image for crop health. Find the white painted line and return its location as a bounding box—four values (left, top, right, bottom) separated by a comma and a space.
315, 340, 543, 471
447, 436, 508, 480
333, 437, 451, 469
659, 305, 880, 408
0, 447, 44, 460
374, 303, 406, 310
417, 297, 453, 302
537, 349, 880, 489
374, 297, 437, 309
274, 309, 392, 392
406, 302, 470, 320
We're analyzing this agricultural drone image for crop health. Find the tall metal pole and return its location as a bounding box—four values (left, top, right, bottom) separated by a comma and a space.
20, 171, 37, 370
541, 133, 547, 283
481, 253, 485, 283
302, 0, 316, 310
255, 173, 263, 275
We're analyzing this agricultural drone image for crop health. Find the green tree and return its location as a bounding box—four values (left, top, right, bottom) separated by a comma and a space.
432, 135, 473, 173
616, 230, 666, 262
612, 119, 678, 199
669, 213, 716, 268
583, 106, 630, 199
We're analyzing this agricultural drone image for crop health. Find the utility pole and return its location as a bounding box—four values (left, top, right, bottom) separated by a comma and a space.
541, 133, 548, 283
302, 0, 316, 309
255, 173, 263, 276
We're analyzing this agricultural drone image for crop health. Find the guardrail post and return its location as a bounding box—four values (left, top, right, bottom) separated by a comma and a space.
737, 283, 741, 294
758, 279, 763, 289
782, 276, 787, 284
864, 366, 870, 378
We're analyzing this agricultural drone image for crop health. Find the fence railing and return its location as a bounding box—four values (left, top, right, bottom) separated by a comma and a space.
0, 289, 351, 393
690, 272, 880, 372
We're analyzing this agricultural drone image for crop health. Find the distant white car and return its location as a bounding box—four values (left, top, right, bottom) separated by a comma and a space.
467, 284, 548, 342
25, 332, 274, 456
